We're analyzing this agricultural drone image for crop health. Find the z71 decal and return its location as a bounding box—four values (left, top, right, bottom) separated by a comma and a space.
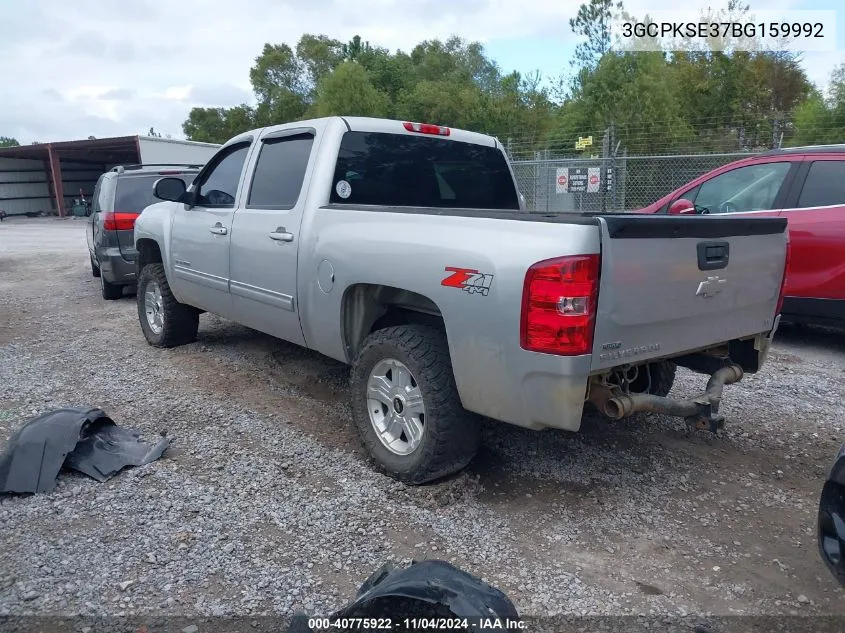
441, 267, 494, 296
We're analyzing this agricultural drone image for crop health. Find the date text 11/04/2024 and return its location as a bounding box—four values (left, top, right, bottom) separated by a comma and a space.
307, 617, 527, 630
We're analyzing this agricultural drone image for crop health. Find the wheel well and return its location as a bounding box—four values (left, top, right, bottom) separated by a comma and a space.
136, 238, 162, 274
342, 284, 445, 360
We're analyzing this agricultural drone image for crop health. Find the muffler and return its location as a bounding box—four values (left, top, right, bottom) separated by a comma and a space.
589, 363, 744, 433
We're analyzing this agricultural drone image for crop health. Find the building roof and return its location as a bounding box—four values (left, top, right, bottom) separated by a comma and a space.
0, 135, 219, 164
0, 136, 140, 164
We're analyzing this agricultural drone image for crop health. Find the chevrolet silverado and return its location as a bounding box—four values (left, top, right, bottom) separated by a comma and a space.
133, 117, 789, 483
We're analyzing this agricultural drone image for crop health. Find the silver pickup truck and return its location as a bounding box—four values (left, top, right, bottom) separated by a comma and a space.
134, 116, 788, 484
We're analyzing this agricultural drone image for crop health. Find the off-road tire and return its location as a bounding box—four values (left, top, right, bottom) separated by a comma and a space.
90, 256, 101, 278
137, 263, 199, 348
350, 325, 480, 485
631, 360, 677, 397
100, 272, 123, 300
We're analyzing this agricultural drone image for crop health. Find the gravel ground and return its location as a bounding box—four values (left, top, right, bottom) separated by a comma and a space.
1, 217, 844, 619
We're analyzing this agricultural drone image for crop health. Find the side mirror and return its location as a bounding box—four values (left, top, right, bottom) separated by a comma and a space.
154, 177, 187, 203
668, 198, 696, 215
819, 445, 845, 587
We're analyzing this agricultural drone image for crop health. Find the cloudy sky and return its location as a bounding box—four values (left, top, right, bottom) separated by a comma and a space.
1, 0, 842, 144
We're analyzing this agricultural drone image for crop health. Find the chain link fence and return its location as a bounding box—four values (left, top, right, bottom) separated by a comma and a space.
509, 151, 754, 213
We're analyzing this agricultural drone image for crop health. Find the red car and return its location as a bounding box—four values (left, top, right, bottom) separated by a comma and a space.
639, 145, 845, 327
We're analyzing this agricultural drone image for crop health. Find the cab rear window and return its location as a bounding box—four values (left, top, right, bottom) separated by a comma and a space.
330, 131, 519, 210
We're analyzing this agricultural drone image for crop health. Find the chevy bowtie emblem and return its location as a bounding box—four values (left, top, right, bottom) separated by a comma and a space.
696, 275, 727, 298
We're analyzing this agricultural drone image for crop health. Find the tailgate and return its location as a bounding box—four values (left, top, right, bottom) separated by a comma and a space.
589, 214, 788, 372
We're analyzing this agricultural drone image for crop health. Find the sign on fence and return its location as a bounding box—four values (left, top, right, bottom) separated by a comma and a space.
556, 167, 601, 194
575, 135, 593, 150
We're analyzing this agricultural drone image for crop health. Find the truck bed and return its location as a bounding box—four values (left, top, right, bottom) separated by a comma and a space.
324, 203, 787, 237
321, 203, 788, 373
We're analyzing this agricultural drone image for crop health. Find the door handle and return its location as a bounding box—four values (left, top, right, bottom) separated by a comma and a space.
268, 227, 294, 242
697, 241, 730, 271
209, 224, 228, 235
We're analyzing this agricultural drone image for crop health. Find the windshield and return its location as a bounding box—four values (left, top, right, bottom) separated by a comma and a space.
330, 131, 520, 210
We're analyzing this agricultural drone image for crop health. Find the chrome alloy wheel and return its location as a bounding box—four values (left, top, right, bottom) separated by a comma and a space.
366, 358, 426, 455
144, 280, 164, 334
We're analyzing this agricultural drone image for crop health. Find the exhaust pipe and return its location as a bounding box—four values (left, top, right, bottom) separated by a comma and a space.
589, 363, 744, 431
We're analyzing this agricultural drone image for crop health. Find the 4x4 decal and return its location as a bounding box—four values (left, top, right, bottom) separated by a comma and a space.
441, 267, 494, 296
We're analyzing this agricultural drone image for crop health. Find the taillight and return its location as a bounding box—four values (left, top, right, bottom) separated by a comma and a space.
776, 239, 791, 314
102, 211, 140, 231
403, 121, 451, 136
520, 255, 601, 356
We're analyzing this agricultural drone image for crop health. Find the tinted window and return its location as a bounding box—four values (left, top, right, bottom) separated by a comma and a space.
691, 162, 792, 214
197, 144, 250, 207
247, 134, 314, 208
797, 160, 845, 208
91, 175, 105, 214
114, 174, 164, 213
330, 132, 519, 210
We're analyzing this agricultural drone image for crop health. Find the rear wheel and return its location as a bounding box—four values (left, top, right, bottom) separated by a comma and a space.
137, 263, 199, 348
90, 256, 101, 278
350, 325, 480, 484
100, 271, 123, 300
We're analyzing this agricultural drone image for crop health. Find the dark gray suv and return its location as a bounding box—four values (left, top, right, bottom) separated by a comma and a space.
87, 164, 201, 299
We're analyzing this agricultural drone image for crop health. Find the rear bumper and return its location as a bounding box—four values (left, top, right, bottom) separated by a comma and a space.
454, 344, 593, 433
95, 246, 137, 285
496, 328, 777, 434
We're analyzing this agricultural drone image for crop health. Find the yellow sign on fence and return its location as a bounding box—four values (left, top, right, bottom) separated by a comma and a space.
574, 135, 593, 150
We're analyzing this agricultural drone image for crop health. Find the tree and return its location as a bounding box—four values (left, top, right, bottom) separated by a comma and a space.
178, 23, 825, 158
182, 105, 256, 144
297, 34, 344, 97
184, 42, 311, 140
248, 43, 309, 123
0, 136, 19, 148
573, 51, 691, 153
249, 43, 305, 102
790, 63, 845, 146
312, 61, 390, 118
341, 35, 373, 62
570, 0, 623, 72
357, 48, 415, 111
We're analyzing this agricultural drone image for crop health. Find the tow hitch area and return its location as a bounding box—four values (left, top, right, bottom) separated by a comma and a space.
589, 360, 744, 434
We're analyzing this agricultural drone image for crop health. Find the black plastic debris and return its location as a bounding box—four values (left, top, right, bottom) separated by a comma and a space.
0, 407, 169, 494
288, 559, 519, 632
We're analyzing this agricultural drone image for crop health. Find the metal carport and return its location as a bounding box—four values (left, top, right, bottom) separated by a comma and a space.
0, 136, 219, 217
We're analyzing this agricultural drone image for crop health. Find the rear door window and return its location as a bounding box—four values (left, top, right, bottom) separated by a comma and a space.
330, 131, 519, 210
796, 160, 845, 208
247, 133, 314, 208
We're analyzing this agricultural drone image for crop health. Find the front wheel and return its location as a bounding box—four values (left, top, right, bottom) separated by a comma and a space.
350, 325, 480, 485
137, 263, 199, 348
